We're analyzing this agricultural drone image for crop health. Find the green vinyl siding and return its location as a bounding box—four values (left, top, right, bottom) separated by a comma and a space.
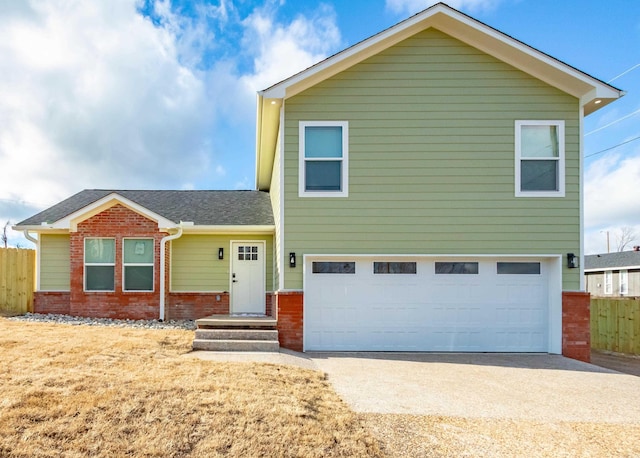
282, 29, 581, 290
40, 234, 70, 291
170, 234, 273, 292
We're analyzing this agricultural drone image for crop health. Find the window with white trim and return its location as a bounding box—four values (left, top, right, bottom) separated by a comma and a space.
85, 238, 115, 291
619, 269, 628, 295
123, 238, 154, 292
299, 121, 348, 197
604, 270, 612, 295
515, 120, 565, 197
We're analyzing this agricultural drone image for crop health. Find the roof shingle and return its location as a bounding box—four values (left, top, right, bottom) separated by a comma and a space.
17, 190, 274, 227
585, 251, 640, 270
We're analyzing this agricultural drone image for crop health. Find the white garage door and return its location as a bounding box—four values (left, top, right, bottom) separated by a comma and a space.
304, 257, 550, 352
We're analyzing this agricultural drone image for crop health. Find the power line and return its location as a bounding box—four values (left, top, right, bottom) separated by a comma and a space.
585, 107, 640, 136
607, 63, 640, 83
585, 135, 640, 158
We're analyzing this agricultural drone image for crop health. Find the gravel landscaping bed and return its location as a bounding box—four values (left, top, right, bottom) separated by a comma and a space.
8, 312, 196, 330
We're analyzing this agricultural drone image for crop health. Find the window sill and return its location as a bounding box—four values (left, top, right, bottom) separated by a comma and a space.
299, 190, 349, 198
515, 190, 565, 198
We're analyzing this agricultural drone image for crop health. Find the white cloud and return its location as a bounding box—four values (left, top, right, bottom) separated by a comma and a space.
386, 0, 504, 15
0, 0, 343, 245
0, 0, 215, 210
584, 151, 640, 253
240, 4, 341, 93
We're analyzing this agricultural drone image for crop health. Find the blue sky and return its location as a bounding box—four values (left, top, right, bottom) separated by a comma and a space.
1, 0, 639, 254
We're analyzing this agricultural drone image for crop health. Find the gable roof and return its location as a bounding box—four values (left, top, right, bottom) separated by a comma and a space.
15, 189, 274, 231
585, 251, 640, 271
255, 2, 624, 190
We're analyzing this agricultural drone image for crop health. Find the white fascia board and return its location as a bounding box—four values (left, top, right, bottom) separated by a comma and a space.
181, 225, 275, 234
585, 265, 640, 272
11, 225, 69, 234
53, 193, 177, 231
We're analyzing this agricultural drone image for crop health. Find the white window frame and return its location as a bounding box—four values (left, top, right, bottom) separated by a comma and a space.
604, 270, 612, 295
84, 237, 115, 292
299, 121, 349, 198
515, 120, 565, 197
122, 238, 155, 292
619, 269, 628, 295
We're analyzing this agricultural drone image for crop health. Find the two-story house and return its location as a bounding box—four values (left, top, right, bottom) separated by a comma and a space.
14, 3, 622, 362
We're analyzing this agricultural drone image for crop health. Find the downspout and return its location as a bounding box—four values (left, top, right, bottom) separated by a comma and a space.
23, 230, 38, 245
23, 230, 39, 292
159, 224, 185, 321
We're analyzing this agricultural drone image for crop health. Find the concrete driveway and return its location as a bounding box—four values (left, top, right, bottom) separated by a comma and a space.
308, 353, 640, 423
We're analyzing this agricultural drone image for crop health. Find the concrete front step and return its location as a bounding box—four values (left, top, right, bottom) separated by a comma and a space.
195, 329, 278, 341
196, 316, 277, 329
192, 339, 280, 352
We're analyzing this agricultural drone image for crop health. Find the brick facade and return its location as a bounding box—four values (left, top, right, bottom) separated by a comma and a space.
69, 204, 167, 320
167, 293, 229, 320
275, 291, 303, 351
561, 291, 591, 363
166, 292, 274, 320
34, 292, 71, 315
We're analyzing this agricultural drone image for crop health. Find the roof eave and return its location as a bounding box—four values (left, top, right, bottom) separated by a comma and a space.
182, 225, 275, 234
11, 225, 69, 233
260, 3, 622, 107
50, 193, 177, 231
585, 265, 640, 272
255, 95, 282, 191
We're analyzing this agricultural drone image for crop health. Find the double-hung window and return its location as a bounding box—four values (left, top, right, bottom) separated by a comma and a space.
515, 120, 565, 197
299, 121, 348, 197
604, 270, 612, 295
85, 238, 115, 291
619, 269, 628, 295
123, 238, 154, 292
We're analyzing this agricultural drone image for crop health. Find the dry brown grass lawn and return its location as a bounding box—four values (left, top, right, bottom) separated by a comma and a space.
0, 319, 381, 457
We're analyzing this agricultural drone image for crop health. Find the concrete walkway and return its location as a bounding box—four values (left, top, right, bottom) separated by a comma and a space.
188, 350, 640, 422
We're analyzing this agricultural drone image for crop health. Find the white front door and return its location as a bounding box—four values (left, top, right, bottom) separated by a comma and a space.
230, 241, 266, 315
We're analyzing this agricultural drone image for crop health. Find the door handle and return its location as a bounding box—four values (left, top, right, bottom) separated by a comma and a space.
232, 273, 237, 283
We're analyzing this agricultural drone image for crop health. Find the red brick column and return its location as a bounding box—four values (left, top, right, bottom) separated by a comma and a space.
562, 291, 591, 363
276, 291, 303, 352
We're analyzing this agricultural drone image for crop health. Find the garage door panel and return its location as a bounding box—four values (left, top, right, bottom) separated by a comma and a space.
305, 257, 549, 352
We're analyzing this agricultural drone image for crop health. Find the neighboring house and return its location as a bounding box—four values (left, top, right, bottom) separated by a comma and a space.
14, 4, 623, 362
585, 249, 640, 297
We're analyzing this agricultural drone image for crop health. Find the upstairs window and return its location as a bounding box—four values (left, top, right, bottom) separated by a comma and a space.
515, 121, 565, 197
85, 238, 115, 291
299, 121, 348, 197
